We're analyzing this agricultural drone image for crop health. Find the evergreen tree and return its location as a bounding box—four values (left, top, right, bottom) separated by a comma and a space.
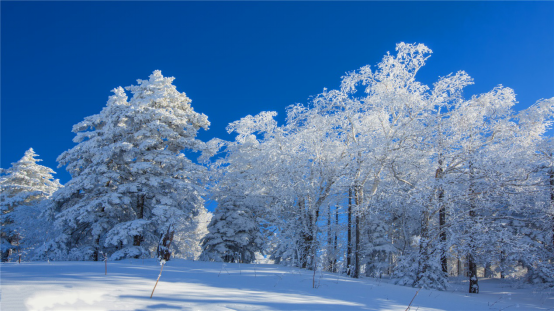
1, 148, 61, 261
201, 195, 263, 263
50, 70, 209, 260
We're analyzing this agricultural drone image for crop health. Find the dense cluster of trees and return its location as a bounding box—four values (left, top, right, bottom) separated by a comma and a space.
2, 43, 553, 292
1, 72, 211, 262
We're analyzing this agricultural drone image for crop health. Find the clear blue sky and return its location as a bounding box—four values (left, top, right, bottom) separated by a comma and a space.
2, 1, 553, 185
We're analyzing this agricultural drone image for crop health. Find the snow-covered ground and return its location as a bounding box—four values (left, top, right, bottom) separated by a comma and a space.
1, 259, 553, 311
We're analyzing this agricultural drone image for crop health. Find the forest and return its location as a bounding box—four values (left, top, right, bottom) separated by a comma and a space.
2, 43, 553, 293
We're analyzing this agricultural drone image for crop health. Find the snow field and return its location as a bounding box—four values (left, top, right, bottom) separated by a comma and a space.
1, 259, 553, 311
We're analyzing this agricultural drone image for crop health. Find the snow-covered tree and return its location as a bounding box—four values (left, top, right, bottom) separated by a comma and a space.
204, 42, 553, 292
201, 194, 263, 263
1, 148, 62, 261
173, 208, 212, 260
49, 70, 210, 261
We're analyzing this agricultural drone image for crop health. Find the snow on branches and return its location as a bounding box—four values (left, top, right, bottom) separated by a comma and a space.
1, 148, 62, 262
49, 70, 210, 261
202, 43, 554, 291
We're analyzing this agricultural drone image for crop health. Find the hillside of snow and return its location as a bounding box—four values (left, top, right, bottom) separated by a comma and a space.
1, 259, 553, 311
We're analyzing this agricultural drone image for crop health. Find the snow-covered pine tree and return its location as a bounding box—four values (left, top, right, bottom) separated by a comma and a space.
201, 195, 263, 263
50, 70, 210, 261
363, 218, 396, 278
1, 148, 62, 261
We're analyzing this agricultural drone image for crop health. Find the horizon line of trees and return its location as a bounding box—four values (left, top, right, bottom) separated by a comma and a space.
2, 43, 553, 293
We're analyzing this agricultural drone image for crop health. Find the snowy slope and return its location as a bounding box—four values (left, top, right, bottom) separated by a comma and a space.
1, 259, 552, 311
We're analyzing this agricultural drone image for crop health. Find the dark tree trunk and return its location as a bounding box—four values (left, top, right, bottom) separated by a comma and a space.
298, 198, 310, 269
91, 205, 106, 261
500, 251, 506, 279
301, 232, 313, 269
133, 194, 145, 249
354, 212, 360, 278
439, 202, 447, 274
157, 226, 174, 261
468, 252, 479, 293
93, 237, 101, 261
1, 205, 15, 262
457, 258, 461, 277
300, 205, 320, 271
436, 163, 448, 274
334, 205, 339, 272
311, 208, 320, 271
327, 206, 333, 271
353, 185, 363, 278
137, 194, 145, 219
550, 169, 553, 248
347, 188, 353, 276
133, 235, 143, 247
300, 198, 312, 269
468, 163, 479, 293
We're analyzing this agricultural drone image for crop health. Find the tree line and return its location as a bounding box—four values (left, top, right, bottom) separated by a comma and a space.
2, 43, 553, 292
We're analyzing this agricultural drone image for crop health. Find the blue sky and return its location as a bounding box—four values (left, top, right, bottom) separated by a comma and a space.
2, 1, 553, 185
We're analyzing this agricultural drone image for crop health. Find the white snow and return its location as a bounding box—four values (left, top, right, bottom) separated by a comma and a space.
1, 259, 552, 311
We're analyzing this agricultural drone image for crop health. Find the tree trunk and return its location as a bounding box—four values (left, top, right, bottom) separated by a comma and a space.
157, 226, 174, 261
311, 208, 319, 272
416, 209, 430, 283
500, 251, 506, 279
347, 188, 353, 276
354, 212, 360, 278
468, 163, 479, 293
436, 164, 448, 274
93, 205, 106, 261
93, 237, 100, 261
298, 198, 311, 269
299, 199, 320, 271
439, 202, 447, 274
327, 206, 333, 271
133, 194, 145, 249
457, 258, 461, 277
334, 206, 338, 272
550, 169, 553, 248
484, 262, 493, 278
352, 185, 363, 278
468, 251, 479, 293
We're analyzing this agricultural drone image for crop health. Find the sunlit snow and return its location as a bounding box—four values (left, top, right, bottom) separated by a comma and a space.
1, 259, 552, 311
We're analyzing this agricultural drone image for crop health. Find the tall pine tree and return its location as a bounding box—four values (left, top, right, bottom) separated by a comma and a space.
50, 71, 210, 260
